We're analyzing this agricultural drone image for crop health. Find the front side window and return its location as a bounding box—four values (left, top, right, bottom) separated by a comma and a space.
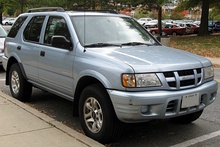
23, 16, 45, 42
44, 16, 70, 46
72, 16, 158, 47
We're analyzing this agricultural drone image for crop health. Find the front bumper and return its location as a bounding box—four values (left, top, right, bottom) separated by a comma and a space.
108, 80, 218, 123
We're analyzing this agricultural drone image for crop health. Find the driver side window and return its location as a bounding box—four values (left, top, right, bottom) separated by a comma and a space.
44, 16, 70, 47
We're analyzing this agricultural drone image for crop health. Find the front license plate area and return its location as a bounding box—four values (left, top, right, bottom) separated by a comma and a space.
181, 93, 199, 108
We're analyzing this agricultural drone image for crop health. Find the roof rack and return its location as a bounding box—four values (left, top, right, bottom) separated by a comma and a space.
75, 10, 118, 14
26, 7, 65, 13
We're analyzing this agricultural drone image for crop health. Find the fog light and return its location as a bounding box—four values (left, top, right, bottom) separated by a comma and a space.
141, 106, 149, 113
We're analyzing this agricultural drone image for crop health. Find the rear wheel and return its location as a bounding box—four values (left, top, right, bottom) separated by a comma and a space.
79, 84, 123, 143
9, 63, 32, 101
170, 110, 203, 124
172, 31, 177, 36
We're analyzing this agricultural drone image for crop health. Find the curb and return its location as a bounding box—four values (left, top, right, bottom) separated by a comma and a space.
0, 91, 104, 147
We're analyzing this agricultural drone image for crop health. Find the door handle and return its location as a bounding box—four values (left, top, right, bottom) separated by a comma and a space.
40, 51, 45, 57
17, 46, 21, 50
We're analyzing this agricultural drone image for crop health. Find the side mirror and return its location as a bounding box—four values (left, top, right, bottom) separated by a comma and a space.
51, 35, 73, 51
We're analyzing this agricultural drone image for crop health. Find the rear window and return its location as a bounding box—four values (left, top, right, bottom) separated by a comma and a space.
7, 16, 27, 38
23, 16, 45, 42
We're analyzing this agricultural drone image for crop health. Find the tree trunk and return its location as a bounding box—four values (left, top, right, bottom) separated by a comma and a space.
0, 12, 2, 25
21, 0, 24, 13
198, 0, 210, 36
158, 6, 162, 36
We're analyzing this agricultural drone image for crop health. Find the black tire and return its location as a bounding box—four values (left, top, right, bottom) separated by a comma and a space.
9, 63, 32, 102
172, 31, 177, 36
79, 84, 123, 143
170, 110, 203, 124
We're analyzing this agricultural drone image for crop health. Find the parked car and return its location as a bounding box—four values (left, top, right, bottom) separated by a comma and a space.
144, 24, 158, 31
162, 19, 173, 24
213, 21, 220, 32
137, 17, 152, 25
2, 7, 218, 143
2, 18, 16, 25
190, 24, 200, 34
193, 21, 200, 26
149, 24, 186, 36
208, 20, 220, 32
178, 23, 194, 34
0, 25, 7, 65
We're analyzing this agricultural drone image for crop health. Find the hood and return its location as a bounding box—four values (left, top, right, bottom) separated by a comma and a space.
87, 45, 211, 72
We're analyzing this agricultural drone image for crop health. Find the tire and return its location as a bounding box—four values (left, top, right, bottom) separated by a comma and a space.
172, 31, 177, 36
170, 110, 203, 124
79, 84, 123, 143
151, 31, 156, 35
9, 63, 32, 102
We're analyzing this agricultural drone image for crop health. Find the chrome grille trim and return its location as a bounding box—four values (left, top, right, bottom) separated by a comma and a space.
163, 68, 203, 89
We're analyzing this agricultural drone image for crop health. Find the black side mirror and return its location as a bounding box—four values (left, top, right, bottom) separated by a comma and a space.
51, 35, 73, 50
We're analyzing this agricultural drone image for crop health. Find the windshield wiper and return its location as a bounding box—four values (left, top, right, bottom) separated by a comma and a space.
121, 42, 152, 46
84, 43, 121, 48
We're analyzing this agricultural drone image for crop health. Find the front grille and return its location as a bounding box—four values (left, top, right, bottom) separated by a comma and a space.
163, 68, 202, 89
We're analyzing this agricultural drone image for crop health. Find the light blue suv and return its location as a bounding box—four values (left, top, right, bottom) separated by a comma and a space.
2, 7, 218, 143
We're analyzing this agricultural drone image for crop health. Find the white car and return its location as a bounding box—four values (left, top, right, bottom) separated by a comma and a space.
2, 18, 16, 25
177, 23, 194, 34
0, 25, 7, 65
137, 17, 152, 25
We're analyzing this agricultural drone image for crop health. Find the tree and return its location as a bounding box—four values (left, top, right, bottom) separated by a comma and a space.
175, 0, 220, 36
145, 0, 167, 37
198, 0, 210, 35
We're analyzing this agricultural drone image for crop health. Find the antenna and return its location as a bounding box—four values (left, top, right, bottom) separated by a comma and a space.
83, 0, 86, 53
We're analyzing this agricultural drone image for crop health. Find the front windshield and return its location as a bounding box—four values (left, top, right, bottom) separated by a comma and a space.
71, 15, 158, 47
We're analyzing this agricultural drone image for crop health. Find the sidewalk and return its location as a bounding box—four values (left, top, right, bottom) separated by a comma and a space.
206, 57, 220, 66
0, 91, 104, 147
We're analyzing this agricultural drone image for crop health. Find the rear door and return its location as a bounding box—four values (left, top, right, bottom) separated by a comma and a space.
22, 15, 46, 81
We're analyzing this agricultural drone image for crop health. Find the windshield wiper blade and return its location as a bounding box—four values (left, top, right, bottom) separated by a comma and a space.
84, 43, 121, 47
121, 42, 152, 46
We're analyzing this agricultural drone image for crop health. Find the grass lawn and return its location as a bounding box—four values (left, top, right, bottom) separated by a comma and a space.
170, 33, 220, 58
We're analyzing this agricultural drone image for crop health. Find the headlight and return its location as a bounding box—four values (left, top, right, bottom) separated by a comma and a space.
122, 73, 161, 87
204, 66, 214, 79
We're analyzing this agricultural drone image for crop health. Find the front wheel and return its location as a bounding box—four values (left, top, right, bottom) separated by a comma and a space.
151, 31, 156, 35
79, 84, 123, 143
9, 63, 32, 101
170, 110, 203, 124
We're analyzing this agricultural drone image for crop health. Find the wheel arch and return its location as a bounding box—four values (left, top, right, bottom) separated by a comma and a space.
5, 57, 27, 85
73, 75, 109, 117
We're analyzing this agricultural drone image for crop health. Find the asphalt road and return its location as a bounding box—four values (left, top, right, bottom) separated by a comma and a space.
0, 66, 220, 147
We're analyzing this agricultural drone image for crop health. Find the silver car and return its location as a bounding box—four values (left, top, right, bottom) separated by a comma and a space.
2, 7, 218, 143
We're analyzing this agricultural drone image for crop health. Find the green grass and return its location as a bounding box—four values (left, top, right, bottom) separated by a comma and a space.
170, 34, 220, 58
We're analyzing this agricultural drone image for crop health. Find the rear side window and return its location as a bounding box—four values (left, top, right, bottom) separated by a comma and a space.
23, 16, 45, 42
7, 16, 27, 38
